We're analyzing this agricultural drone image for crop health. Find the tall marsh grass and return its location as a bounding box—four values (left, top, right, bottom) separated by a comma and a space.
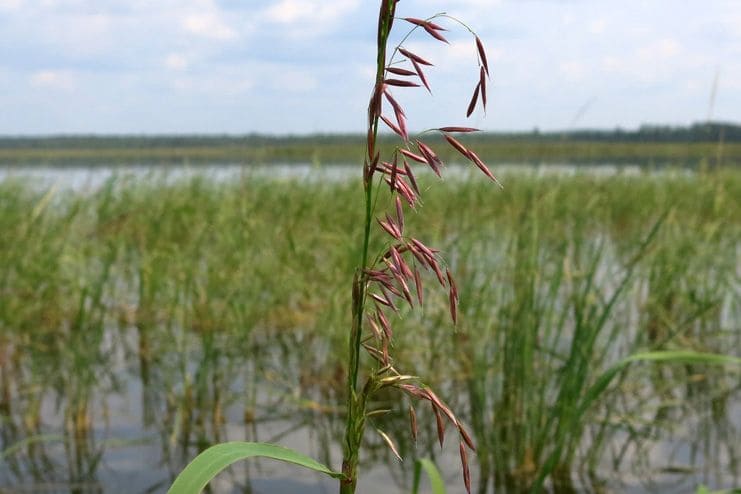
1, 168, 739, 491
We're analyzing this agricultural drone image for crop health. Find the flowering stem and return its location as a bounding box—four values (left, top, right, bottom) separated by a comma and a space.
341, 2, 396, 493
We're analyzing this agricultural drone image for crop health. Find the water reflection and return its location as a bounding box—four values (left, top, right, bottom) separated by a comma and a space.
1, 316, 739, 493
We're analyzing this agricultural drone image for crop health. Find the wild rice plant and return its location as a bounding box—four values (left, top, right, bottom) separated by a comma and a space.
168, 1, 497, 493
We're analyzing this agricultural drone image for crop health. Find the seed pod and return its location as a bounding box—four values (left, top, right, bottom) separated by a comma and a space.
377, 429, 402, 461
438, 127, 480, 133
386, 66, 417, 77
458, 423, 476, 452
395, 196, 404, 233
466, 82, 481, 118
403, 160, 420, 195
399, 47, 433, 66
433, 406, 445, 448
444, 134, 470, 158
480, 66, 487, 109
411, 58, 431, 93
409, 406, 418, 442
399, 148, 428, 164
424, 24, 449, 44
414, 267, 424, 305
385, 78, 420, 88
476, 35, 489, 76
460, 441, 471, 494
380, 115, 405, 140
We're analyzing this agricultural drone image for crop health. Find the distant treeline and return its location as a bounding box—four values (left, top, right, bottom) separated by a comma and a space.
0, 122, 738, 166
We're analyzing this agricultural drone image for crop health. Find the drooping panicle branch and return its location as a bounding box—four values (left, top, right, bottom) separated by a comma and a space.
343, 3, 497, 493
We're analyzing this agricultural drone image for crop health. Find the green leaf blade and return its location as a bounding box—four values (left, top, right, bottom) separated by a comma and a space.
412, 458, 447, 494
168, 441, 343, 494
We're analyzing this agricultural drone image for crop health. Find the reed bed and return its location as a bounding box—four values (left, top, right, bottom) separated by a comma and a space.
0, 168, 739, 492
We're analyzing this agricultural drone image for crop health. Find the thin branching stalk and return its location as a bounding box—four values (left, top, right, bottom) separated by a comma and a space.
341, 1, 495, 492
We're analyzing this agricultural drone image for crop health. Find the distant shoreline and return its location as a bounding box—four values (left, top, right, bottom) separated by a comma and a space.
0, 122, 739, 166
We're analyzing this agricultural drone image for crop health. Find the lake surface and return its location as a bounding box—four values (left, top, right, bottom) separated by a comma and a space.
0, 161, 668, 192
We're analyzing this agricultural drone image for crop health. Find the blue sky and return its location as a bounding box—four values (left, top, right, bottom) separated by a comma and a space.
0, 0, 739, 135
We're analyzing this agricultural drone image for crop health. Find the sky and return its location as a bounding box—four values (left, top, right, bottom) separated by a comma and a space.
0, 0, 739, 135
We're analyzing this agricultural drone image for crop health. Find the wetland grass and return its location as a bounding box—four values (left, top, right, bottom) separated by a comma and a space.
1, 168, 740, 492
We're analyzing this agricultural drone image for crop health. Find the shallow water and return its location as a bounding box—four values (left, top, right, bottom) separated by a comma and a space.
0, 161, 674, 192
0, 163, 738, 493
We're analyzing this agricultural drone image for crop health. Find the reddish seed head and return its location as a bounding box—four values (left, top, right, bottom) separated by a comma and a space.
460, 441, 471, 494
476, 35, 489, 77
466, 82, 481, 118
380, 115, 405, 140
378, 216, 401, 240
423, 24, 449, 44
398, 47, 433, 67
403, 160, 420, 195
409, 406, 418, 442
467, 149, 503, 188
403, 17, 428, 27
408, 241, 428, 267
449, 289, 458, 325
444, 134, 470, 158
480, 66, 487, 109
389, 156, 398, 191
367, 315, 382, 340
426, 389, 458, 425
438, 127, 480, 133
433, 405, 445, 448
386, 66, 417, 77
399, 148, 428, 165
396, 179, 418, 207
371, 292, 393, 309
446, 268, 458, 301
411, 238, 436, 262
416, 140, 442, 177
431, 260, 446, 287
385, 78, 420, 88
383, 88, 405, 117
411, 58, 431, 93
394, 107, 408, 141
413, 267, 424, 305
458, 423, 476, 452
376, 309, 392, 340
395, 196, 404, 233
376, 307, 391, 336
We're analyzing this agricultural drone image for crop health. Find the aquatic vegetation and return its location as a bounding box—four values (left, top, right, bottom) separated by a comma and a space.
1, 168, 739, 492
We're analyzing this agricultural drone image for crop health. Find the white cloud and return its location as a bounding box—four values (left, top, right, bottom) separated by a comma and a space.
0, 0, 22, 11
30, 70, 75, 90
165, 53, 189, 71
560, 61, 586, 82
182, 12, 237, 41
264, 0, 359, 31
638, 38, 681, 60
588, 19, 606, 35
170, 72, 253, 96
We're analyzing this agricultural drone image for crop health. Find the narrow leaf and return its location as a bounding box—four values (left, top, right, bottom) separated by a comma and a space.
168, 442, 342, 494
412, 459, 447, 494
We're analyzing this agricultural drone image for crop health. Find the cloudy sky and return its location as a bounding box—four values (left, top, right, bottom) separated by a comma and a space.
0, 0, 739, 135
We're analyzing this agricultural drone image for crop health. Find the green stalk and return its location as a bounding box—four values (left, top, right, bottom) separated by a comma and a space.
340, 2, 396, 493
